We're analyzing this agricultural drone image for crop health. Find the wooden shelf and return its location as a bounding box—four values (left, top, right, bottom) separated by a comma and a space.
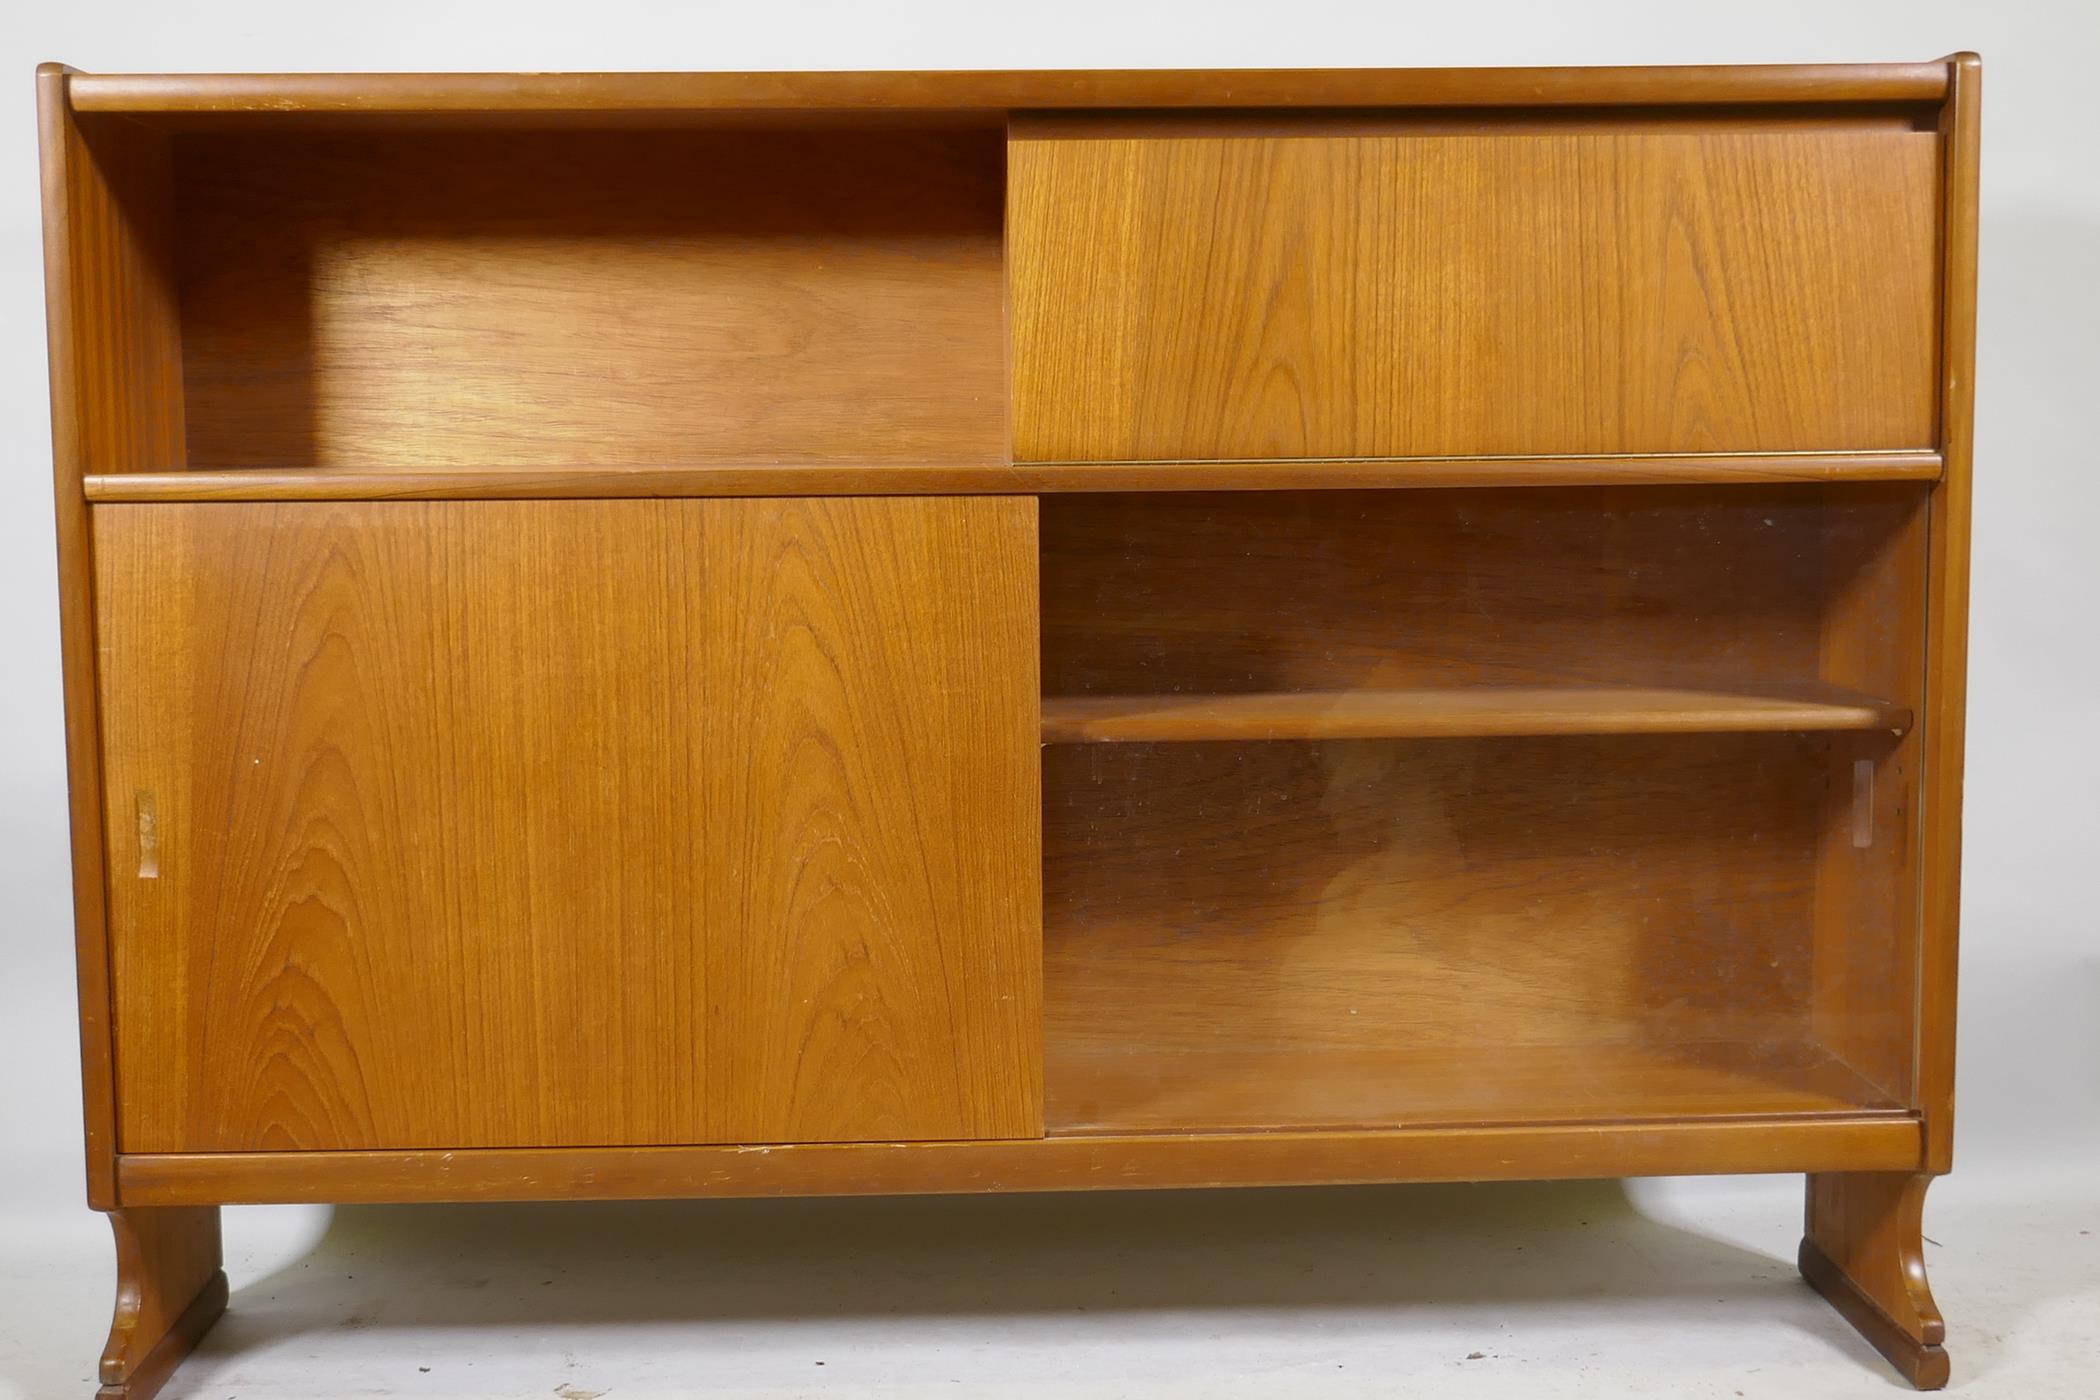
79, 450, 1941, 502
1046, 1041, 1905, 1136
1040, 685, 1912, 743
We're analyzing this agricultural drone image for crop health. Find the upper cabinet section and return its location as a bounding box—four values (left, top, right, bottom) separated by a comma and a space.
1009, 120, 1941, 463
44, 65, 1957, 490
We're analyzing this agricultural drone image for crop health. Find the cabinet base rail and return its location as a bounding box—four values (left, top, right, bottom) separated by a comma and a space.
113, 1114, 1919, 1205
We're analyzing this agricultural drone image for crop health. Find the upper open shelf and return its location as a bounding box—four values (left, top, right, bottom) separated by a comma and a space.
64, 77, 1945, 492
70, 118, 1009, 480
1041, 684, 1912, 744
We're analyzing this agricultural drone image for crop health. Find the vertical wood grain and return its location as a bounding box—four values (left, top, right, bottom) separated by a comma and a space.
700, 498, 1042, 1142
37, 64, 186, 1208
1917, 54, 1981, 1173
1010, 127, 1940, 462
95, 499, 1039, 1152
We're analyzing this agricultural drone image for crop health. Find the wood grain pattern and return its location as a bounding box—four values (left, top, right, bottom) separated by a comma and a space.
63, 64, 1952, 117
1802, 1172, 1948, 1388
697, 499, 1042, 1142
174, 128, 1005, 471
112, 1114, 1922, 1207
80, 450, 1945, 501
37, 64, 188, 1208
1011, 128, 1939, 461
1917, 52, 1981, 1175
93, 498, 1039, 1152
1040, 685, 1910, 744
97, 1207, 225, 1400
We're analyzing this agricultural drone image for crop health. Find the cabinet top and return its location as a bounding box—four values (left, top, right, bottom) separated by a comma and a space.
44, 59, 1966, 118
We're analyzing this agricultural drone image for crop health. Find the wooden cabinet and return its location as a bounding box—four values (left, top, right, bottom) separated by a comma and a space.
39, 58, 1978, 1398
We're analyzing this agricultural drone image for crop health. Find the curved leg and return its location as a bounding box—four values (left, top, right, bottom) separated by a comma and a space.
98, 1207, 227, 1400
1800, 1172, 1948, 1389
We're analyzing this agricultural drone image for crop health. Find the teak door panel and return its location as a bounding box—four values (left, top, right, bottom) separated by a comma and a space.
93, 497, 1041, 1153
1009, 127, 1940, 462
696, 500, 1043, 1144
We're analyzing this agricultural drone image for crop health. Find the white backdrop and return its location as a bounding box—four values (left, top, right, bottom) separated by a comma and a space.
0, 1, 2094, 1392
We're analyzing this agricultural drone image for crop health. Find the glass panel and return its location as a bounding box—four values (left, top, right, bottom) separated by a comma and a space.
1039, 486, 1924, 1132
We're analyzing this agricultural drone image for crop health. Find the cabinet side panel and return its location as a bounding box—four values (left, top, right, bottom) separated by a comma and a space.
700, 497, 1043, 1142
1011, 127, 1939, 462
39, 68, 186, 1204
1919, 56, 1980, 1172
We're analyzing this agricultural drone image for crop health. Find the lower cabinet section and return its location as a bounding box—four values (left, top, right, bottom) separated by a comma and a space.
92, 497, 1043, 1152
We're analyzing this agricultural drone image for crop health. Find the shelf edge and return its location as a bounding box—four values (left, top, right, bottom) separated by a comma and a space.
64, 64, 1953, 116
83, 451, 1943, 502
1041, 687, 1915, 744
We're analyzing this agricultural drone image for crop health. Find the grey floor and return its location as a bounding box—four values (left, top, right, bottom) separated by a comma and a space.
1, 1167, 2092, 1399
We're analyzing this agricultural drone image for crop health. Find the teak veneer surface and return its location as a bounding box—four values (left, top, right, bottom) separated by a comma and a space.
176, 128, 1006, 471
1011, 128, 1939, 462
93, 498, 1041, 1153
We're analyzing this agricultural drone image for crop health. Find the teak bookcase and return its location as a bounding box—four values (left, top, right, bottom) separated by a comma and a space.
38, 59, 1977, 1396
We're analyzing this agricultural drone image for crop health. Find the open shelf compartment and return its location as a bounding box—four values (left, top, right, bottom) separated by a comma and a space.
68, 112, 1008, 479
